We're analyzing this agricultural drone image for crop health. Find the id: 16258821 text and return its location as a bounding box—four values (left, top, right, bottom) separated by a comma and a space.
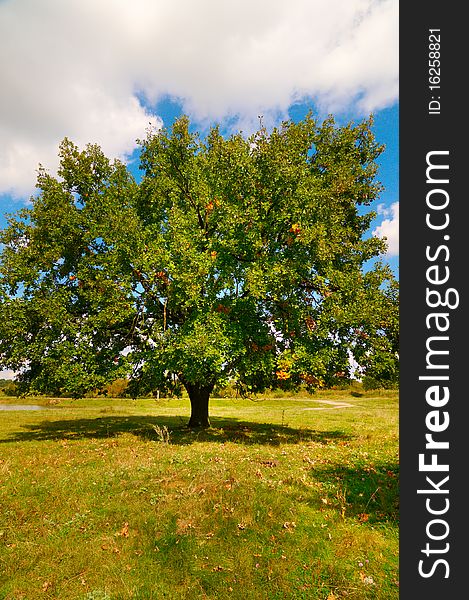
428, 29, 441, 115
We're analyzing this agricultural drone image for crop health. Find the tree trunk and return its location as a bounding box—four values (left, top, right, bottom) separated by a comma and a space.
185, 382, 213, 428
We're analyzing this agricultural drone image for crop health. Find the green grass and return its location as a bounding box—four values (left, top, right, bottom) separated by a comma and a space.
0, 391, 398, 599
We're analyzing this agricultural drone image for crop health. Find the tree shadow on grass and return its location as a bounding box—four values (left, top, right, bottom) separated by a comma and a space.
0, 414, 354, 447
310, 462, 399, 526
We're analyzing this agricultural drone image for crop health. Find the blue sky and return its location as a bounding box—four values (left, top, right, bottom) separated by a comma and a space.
0, 0, 398, 266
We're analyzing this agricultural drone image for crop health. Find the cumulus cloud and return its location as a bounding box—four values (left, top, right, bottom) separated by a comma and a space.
0, 369, 16, 381
373, 202, 399, 256
0, 0, 398, 197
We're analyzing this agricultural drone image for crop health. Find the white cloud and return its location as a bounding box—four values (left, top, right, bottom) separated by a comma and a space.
0, 0, 398, 197
373, 202, 399, 256
0, 369, 16, 381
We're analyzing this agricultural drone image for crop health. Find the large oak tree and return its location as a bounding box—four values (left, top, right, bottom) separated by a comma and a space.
0, 115, 398, 427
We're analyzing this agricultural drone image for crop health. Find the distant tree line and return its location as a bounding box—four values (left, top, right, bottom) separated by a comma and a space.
0, 378, 17, 396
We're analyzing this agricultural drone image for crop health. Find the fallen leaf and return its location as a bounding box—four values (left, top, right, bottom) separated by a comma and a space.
359, 572, 374, 585
176, 519, 194, 534
358, 513, 369, 523
260, 460, 279, 468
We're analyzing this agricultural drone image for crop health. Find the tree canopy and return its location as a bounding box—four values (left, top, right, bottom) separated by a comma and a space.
0, 114, 398, 426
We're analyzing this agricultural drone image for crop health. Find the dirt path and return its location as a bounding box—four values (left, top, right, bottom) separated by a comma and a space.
298, 399, 354, 411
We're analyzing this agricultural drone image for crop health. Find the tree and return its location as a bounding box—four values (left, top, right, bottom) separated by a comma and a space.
0, 114, 399, 427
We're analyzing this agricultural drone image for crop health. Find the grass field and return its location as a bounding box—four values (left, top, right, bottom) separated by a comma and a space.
0, 390, 398, 599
